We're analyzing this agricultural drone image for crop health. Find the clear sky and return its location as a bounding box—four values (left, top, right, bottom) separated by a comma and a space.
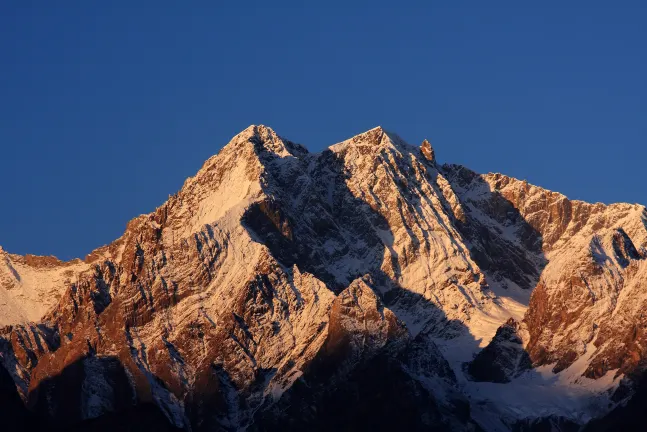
1, 1, 645, 260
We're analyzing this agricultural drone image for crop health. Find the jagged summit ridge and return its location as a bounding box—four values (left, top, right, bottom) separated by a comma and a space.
329, 125, 420, 154
226, 124, 306, 157
0, 125, 646, 431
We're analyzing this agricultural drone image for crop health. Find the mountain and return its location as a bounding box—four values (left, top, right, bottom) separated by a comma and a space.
1, 125, 646, 431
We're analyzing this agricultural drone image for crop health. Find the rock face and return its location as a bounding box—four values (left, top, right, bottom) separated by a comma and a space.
0, 362, 35, 431
467, 318, 531, 383
1, 125, 646, 431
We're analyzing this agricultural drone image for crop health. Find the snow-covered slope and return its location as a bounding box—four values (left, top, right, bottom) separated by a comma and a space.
1, 125, 646, 431
0, 248, 89, 326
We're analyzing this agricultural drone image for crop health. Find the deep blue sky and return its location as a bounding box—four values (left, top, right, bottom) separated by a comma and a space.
1, 2, 645, 260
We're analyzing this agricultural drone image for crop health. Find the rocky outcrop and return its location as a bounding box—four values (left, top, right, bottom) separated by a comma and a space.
467, 318, 531, 383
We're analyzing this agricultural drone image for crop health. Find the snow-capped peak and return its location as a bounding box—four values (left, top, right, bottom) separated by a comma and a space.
1, 125, 646, 432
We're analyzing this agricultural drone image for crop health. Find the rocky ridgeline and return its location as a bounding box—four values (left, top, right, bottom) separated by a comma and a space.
1, 125, 646, 431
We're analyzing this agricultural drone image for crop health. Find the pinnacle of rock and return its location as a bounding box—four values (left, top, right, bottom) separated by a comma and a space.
421, 139, 435, 162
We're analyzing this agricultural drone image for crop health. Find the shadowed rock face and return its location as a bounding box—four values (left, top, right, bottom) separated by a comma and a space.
467, 318, 531, 383
583, 372, 647, 432
441, 165, 547, 292
0, 363, 35, 431
1, 125, 647, 431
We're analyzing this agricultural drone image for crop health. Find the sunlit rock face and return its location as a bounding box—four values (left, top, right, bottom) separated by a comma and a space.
1, 125, 646, 431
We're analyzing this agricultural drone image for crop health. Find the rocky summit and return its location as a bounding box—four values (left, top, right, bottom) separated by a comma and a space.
1, 125, 646, 431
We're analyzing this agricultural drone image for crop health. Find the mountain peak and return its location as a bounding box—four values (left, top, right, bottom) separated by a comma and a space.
330, 126, 412, 154
217, 124, 301, 159
238, 124, 278, 139
3, 126, 647, 431
231, 124, 282, 148
356, 125, 397, 145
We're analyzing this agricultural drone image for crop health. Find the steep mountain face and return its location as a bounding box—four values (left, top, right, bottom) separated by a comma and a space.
0, 362, 35, 431
1, 125, 646, 431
